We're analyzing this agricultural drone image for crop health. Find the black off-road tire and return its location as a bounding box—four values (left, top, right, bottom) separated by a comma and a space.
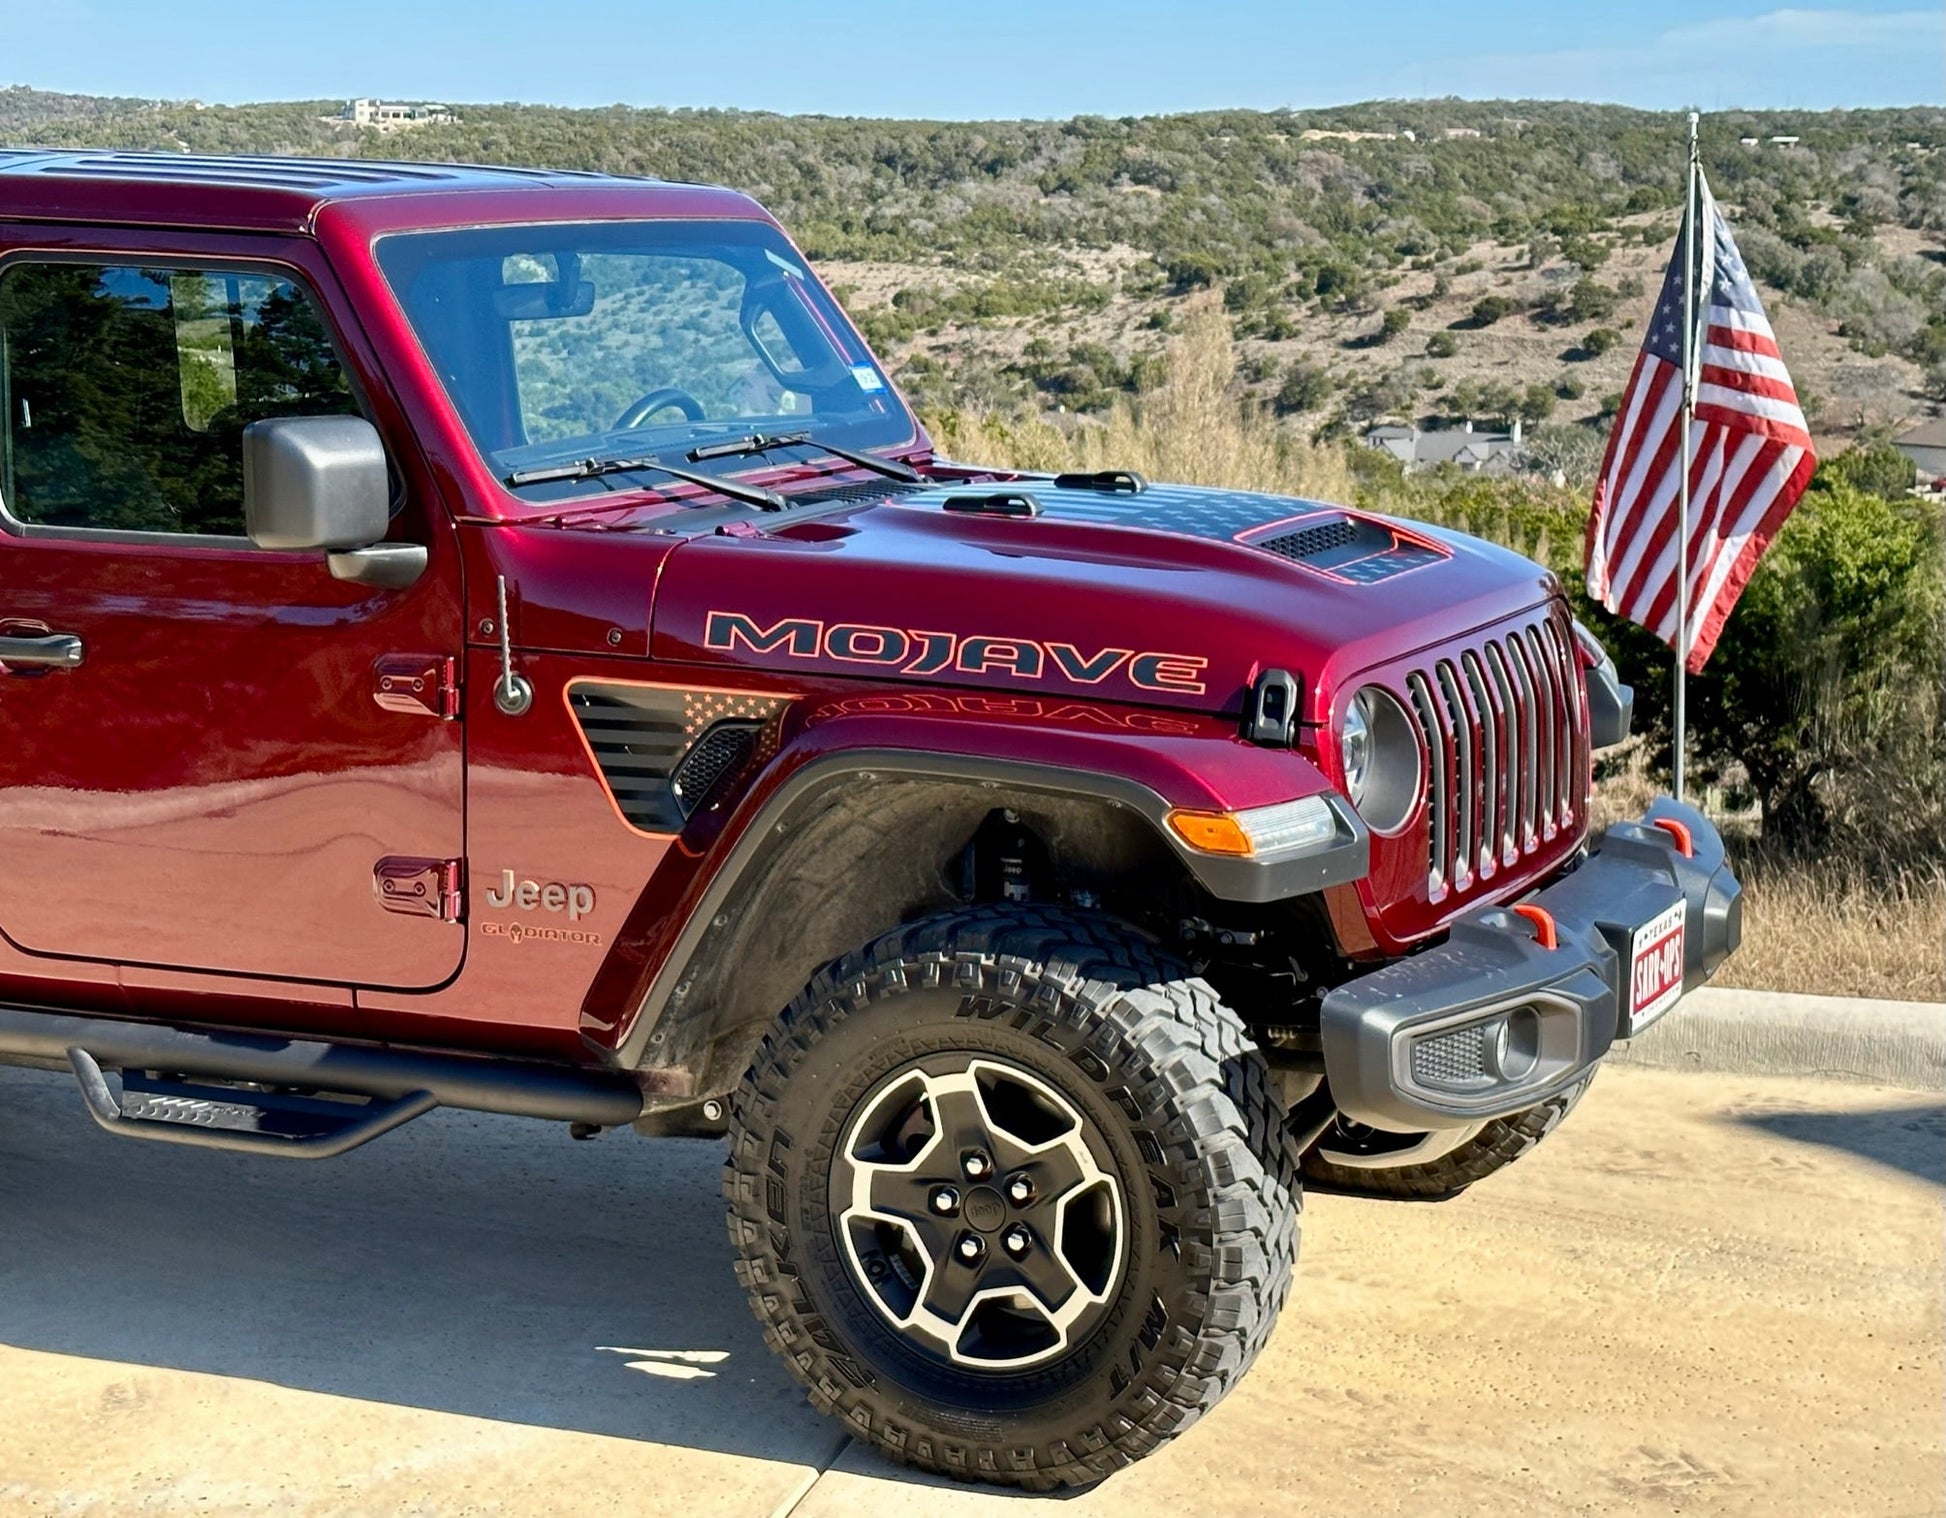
722, 905, 1300, 1490
1301, 1072, 1596, 1201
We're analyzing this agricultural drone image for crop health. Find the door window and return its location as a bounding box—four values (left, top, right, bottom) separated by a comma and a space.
0, 262, 360, 537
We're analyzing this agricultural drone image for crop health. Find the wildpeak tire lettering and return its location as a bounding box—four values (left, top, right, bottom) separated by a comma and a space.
704, 611, 1209, 695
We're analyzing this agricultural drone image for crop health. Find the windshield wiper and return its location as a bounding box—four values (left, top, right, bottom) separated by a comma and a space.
504, 455, 786, 512
687, 431, 923, 484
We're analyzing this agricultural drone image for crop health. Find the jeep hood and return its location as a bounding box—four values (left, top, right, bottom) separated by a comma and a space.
647, 478, 1561, 722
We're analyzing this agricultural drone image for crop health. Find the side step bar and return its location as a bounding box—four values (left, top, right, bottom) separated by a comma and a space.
0, 1008, 644, 1161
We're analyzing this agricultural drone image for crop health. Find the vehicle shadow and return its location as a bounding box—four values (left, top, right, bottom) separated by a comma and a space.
1737, 1101, 1946, 1188
0, 1064, 843, 1469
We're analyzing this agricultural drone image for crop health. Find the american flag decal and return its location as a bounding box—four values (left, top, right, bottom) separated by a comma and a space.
1585, 175, 1816, 672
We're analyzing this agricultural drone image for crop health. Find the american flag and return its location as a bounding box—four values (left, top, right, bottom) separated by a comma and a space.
1585, 175, 1816, 672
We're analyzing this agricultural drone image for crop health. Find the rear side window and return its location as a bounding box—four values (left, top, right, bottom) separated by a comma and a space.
0, 262, 360, 537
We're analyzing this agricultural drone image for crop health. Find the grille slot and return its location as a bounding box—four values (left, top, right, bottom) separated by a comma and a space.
1399, 611, 1586, 902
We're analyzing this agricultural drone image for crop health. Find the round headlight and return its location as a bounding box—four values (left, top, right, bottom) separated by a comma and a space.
1340, 685, 1421, 835
1341, 691, 1374, 808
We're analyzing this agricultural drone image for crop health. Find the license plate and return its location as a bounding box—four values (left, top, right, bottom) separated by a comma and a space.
1627, 900, 1687, 1033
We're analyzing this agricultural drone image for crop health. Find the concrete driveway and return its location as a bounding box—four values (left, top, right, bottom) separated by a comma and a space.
0, 1061, 1937, 1518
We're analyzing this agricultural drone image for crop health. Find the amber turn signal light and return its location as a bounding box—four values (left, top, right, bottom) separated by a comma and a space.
1165, 809, 1254, 856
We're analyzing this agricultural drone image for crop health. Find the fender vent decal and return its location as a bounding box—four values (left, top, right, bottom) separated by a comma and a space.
569, 683, 785, 833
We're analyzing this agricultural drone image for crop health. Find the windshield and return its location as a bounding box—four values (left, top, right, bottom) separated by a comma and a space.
375, 220, 914, 499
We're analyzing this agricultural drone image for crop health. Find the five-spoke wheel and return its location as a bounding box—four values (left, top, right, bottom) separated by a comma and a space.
723, 907, 1299, 1490
835, 1057, 1123, 1369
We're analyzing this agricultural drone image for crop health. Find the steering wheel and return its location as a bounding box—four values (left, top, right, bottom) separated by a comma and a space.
614, 387, 707, 430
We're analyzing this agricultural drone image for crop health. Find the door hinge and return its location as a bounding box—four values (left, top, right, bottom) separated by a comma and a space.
375, 857, 464, 923
374, 654, 460, 720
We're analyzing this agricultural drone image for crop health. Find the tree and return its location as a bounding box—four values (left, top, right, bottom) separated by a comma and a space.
1377, 306, 1411, 342
1466, 295, 1518, 327
1567, 277, 1618, 323
1823, 440, 1917, 499
1579, 326, 1620, 358
1675, 477, 1945, 864
1424, 330, 1458, 358
1516, 382, 1556, 425
1274, 360, 1332, 415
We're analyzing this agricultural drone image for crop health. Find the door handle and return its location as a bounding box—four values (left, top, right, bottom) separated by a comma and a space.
0, 633, 84, 669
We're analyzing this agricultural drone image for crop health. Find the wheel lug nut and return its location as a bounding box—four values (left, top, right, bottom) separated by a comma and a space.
929, 1186, 960, 1216
963, 1150, 992, 1180
1002, 1224, 1032, 1257
1005, 1172, 1035, 1206
955, 1232, 986, 1265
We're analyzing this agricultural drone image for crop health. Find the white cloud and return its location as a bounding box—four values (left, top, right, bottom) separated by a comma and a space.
1388, 8, 1945, 110
1660, 8, 1945, 52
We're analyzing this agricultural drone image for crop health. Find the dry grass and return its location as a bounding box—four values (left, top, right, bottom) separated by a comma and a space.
1721, 866, 1943, 1003
924, 303, 1359, 502
1593, 754, 1943, 1002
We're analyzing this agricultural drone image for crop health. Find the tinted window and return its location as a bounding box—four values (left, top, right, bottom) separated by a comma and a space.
0, 263, 359, 536
376, 221, 909, 497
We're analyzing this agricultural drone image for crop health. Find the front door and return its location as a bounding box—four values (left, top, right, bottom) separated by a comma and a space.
0, 250, 464, 989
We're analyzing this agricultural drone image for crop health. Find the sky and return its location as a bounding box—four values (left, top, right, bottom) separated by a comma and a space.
1, 1, 1940, 117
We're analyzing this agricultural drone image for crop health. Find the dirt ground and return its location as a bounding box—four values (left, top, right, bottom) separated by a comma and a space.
0, 1061, 1937, 1518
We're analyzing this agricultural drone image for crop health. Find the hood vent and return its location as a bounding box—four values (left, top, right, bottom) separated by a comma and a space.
788, 478, 926, 509
1256, 515, 1447, 585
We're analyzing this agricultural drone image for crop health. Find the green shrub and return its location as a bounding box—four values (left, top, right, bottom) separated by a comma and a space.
1424, 330, 1458, 358
1466, 295, 1518, 326
1597, 468, 1945, 869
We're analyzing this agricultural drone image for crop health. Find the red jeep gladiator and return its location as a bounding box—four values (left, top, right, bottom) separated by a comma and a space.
0, 151, 1739, 1487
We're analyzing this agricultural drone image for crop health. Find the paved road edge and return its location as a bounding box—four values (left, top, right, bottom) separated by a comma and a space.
1610, 986, 1943, 1091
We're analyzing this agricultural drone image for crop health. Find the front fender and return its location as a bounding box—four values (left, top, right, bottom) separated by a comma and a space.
581, 691, 1365, 1069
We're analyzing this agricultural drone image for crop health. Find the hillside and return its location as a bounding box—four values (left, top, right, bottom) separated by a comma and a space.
2, 87, 1941, 463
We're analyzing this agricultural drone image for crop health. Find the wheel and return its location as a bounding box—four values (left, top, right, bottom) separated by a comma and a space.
723, 906, 1299, 1489
1301, 1072, 1596, 1201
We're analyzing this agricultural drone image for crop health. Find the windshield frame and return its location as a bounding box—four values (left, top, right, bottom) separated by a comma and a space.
371, 216, 922, 517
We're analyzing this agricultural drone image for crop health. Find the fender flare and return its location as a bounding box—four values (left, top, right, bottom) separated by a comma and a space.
601, 742, 1367, 1070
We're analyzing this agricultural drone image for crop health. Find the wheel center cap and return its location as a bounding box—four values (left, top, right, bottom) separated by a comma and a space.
962, 1185, 1007, 1232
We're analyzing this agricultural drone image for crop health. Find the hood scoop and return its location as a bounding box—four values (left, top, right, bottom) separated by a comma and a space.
1253, 514, 1448, 585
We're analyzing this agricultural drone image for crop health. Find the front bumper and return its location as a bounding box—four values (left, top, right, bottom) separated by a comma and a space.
1320, 798, 1741, 1132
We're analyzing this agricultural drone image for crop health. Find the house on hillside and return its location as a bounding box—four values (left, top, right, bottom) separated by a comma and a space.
339, 100, 454, 132
1894, 417, 1946, 482
1365, 420, 1523, 473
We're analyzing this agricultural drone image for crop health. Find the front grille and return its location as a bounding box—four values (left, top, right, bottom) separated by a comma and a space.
1401, 610, 1585, 901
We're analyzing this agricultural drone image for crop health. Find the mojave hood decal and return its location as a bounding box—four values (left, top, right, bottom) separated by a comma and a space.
703, 611, 1210, 696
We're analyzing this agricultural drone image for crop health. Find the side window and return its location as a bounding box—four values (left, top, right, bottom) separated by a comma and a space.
0, 262, 360, 537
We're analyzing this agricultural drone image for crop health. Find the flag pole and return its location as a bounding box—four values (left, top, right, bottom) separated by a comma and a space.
1673, 110, 1700, 802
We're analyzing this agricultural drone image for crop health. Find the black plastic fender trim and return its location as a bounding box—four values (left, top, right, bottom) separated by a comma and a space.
605, 748, 1368, 1069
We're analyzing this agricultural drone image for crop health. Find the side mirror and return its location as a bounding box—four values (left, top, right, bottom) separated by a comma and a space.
243, 416, 389, 551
